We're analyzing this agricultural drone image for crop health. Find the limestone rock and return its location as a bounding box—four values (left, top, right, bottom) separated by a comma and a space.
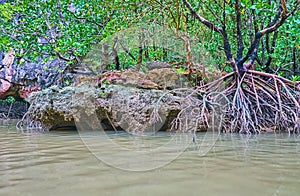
24, 84, 182, 132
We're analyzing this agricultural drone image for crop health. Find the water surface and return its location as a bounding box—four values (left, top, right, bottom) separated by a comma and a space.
1, 121, 300, 195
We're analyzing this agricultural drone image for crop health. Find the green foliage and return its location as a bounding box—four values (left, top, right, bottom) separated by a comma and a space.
99, 91, 106, 98
176, 67, 186, 74
0, 96, 15, 105
290, 75, 300, 82
0, 0, 127, 60
0, 0, 298, 78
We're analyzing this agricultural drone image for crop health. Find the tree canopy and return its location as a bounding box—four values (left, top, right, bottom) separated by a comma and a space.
0, 0, 299, 79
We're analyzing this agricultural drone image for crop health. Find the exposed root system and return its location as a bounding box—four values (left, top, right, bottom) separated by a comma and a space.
194, 70, 300, 133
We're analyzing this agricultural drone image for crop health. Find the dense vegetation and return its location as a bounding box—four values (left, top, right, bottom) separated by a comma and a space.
0, 0, 299, 78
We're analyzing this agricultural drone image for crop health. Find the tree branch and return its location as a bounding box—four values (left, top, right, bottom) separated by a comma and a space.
223, 0, 226, 28
68, 9, 114, 29
183, 0, 235, 68
239, 0, 291, 69
265, 30, 278, 72
200, 0, 224, 26
152, 0, 177, 26
251, 0, 258, 33
183, 0, 223, 34
119, 41, 136, 61
236, 0, 244, 60
112, 37, 120, 70
260, 0, 288, 35
55, 52, 75, 62
265, 34, 270, 54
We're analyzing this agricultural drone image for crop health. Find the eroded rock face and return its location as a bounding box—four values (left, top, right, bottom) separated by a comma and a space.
21, 67, 208, 132
25, 84, 182, 132
0, 49, 74, 100
0, 49, 15, 99
12, 59, 74, 89
98, 85, 181, 133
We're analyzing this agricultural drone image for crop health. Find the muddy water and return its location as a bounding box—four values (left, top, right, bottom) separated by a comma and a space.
1, 120, 300, 196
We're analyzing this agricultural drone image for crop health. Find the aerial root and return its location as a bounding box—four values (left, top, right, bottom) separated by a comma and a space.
172, 70, 299, 134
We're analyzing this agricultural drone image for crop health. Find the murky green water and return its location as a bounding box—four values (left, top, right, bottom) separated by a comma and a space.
1, 120, 300, 196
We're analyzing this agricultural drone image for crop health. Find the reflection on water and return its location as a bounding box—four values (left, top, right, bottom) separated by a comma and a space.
1, 121, 300, 195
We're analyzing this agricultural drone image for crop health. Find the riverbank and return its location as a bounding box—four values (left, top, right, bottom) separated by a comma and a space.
17, 68, 300, 134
